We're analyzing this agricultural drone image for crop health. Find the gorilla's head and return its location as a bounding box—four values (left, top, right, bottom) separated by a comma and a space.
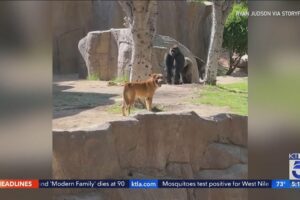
170, 45, 180, 57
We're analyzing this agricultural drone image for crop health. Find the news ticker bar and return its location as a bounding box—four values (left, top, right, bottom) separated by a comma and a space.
0, 179, 299, 189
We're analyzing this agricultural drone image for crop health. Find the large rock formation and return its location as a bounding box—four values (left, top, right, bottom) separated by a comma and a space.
78, 29, 200, 82
52, 1, 212, 77
53, 112, 247, 199
52, 1, 93, 77
78, 30, 118, 80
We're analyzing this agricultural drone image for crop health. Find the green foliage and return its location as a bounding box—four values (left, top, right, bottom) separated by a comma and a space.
106, 103, 127, 114
217, 66, 228, 76
217, 81, 248, 93
106, 102, 165, 114
192, 80, 248, 115
107, 76, 129, 86
87, 74, 100, 81
112, 75, 129, 84
223, 2, 248, 55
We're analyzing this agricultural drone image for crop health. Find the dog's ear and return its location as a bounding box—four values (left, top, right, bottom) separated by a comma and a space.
150, 73, 157, 79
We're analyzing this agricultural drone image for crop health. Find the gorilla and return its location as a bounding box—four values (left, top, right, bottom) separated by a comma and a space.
194, 56, 206, 81
165, 45, 185, 84
182, 56, 206, 83
182, 57, 193, 84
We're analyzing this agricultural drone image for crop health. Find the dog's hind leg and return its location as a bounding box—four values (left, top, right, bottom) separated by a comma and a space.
127, 104, 131, 116
122, 102, 126, 116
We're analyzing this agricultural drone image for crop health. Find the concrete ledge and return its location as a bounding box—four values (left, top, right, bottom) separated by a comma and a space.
53, 112, 247, 199
53, 112, 247, 179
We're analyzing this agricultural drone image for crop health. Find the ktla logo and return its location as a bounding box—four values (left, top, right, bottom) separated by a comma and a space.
289, 153, 300, 180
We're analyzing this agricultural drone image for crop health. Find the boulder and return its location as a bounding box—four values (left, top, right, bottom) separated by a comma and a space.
78, 29, 200, 82
196, 164, 248, 179
200, 143, 247, 169
78, 30, 118, 80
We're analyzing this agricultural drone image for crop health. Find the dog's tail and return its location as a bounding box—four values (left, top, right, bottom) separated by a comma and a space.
122, 84, 132, 106
122, 84, 133, 116
122, 86, 128, 116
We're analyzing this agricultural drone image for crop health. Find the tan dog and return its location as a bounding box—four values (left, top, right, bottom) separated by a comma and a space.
122, 74, 164, 116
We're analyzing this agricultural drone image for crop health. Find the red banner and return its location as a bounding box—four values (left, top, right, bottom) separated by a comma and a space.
0, 179, 39, 189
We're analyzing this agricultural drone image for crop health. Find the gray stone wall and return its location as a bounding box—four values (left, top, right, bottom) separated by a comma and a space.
53, 112, 247, 199
52, 1, 212, 77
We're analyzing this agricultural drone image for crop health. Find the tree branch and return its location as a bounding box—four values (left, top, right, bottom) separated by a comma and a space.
119, 1, 134, 26
147, 1, 158, 35
145, 1, 156, 24
222, 0, 234, 24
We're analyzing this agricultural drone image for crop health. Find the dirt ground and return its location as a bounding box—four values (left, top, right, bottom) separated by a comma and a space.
53, 75, 247, 130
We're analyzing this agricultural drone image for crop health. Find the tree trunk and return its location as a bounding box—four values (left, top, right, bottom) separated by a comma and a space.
226, 53, 241, 75
119, 1, 158, 82
205, 0, 233, 85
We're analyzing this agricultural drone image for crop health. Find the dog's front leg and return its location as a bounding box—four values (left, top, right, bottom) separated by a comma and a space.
148, 97, 153, 111
145, 97, 152, 111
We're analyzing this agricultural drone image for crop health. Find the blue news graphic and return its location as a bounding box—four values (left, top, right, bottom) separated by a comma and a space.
293, 161, 300, 169
272, 180, 300, 189
292, 161, 300, 179
36, 179, 300, 189
39, 180, 128, 188
289, 153, 300, 160
158, 180, 271, 188
272, 180, 291, 189
289, 153, 300, 180
129, 180, 158, 189
291, 180, 300, 188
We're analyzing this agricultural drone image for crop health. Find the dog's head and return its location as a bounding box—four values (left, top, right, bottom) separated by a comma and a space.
150, 73, 164, 87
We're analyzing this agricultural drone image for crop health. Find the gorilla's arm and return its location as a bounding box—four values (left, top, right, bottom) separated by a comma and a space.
165, 53, 174, 84
165, 53, 174, 68
174, 53, 185, 84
